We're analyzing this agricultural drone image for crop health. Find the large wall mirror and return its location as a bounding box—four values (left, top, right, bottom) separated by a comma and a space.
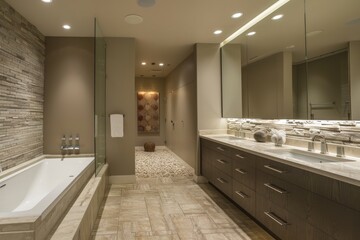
221, 0, 360, 120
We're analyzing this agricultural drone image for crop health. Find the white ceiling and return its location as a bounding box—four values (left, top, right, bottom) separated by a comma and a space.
5, 0, 276, 78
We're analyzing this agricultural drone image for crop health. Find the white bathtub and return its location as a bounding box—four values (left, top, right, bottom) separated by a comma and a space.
0, 157, 94, 239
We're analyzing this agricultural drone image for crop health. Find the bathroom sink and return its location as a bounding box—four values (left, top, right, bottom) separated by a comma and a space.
265, 149, 356, 164
211, 135, 243, 141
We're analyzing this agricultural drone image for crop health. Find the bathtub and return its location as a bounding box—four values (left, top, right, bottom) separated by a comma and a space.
0, 156, 94, 240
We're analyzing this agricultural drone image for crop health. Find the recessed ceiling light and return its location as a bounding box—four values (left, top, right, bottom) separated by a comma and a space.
272, 14, 284, 20
286, 45, 295, 49
41, 0, 52, 3
214, 30, 222, 35
138, 0, 156, 7
247, 31, 256, 36
141, 62, 147, 66
124, 14, 143, 24
231, 12, 243, 19
62, 24, 71, 30
159, 63, 164, 67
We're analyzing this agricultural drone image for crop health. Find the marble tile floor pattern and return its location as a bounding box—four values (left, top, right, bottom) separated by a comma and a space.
135, 148, 194, 178
91, 177, 274, 240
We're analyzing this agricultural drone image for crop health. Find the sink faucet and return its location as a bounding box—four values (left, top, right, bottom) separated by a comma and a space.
312, 134, 328, 154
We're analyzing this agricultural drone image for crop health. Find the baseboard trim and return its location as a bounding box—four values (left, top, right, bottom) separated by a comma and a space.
193, 175, 208, 183
109, 175, 136, 184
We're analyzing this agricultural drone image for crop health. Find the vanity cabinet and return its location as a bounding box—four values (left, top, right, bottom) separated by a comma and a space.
200, 138, 360, 240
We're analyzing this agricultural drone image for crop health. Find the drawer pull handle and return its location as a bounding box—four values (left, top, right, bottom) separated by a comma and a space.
235, 191, 249, 198
235, 168, 247, 174
216, 159, 227, 164
264, 165, 286, 174
264, 211, 288, 226
216, 178, 227, 184
235, 154, 245, 159
264, 183, 288, 194
216, 147, 225, 152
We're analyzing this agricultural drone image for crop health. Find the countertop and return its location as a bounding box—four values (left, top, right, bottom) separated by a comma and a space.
200, 134, 360, 187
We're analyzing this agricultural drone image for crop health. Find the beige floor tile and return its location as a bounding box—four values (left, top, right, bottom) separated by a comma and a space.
179, 203, 205, 214
91, 233, 118, 240
92, 176, 274, 240
93, 218, 119, 234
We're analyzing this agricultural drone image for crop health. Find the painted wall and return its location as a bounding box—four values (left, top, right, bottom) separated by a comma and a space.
44, 37, 94, 154
0, 1, 44, 171
196, 44, 227, 131
105, 37, 136, 177
165, 52, 197, 169
135, 77, 166, 146
196, 43, 227, 176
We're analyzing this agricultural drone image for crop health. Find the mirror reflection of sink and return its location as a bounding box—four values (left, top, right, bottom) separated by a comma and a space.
265, 149, 356, 164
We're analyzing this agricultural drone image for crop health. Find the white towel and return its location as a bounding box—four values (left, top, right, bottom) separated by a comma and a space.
110, 114, 124, 137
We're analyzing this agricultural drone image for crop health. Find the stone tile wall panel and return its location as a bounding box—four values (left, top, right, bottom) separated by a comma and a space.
0, 0, 44, 171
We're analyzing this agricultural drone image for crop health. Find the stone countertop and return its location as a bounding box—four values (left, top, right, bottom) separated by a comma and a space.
200, 134, 360, 187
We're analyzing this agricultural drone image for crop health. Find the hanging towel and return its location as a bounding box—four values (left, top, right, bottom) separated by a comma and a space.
110, 114, 124, 137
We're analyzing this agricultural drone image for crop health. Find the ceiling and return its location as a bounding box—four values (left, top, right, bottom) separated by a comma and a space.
5, 0, 276, 78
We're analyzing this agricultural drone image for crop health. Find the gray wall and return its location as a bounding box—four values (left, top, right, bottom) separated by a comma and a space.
44, 37, 94, 154
0, 1, 44, 171
135, 77, 166, 146
105, 38, 136, 176
196, 43, 227, 175
196, 44, 227, 131
165, 52, 197, 169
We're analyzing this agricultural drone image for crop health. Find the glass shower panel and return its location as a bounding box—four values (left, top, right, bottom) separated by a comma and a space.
94, 19, 106, 175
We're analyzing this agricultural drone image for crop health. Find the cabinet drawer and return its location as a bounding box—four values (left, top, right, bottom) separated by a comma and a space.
201, 139, 234, 157
257, 155, 309, 190
232, 180, 255, 216
256, 170, 308, 219
231, 148, 256, 167
256, 195, 306, 240
307, 191, 360, 240
233, 159, 255, 190
212, 151, 233, 176
212, 167, 232, 198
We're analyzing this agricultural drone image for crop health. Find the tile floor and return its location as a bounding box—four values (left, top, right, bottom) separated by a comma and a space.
91, 176, 274, 240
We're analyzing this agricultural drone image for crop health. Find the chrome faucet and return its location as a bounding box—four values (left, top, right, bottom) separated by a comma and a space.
312, 134, 328, 154
336, 145, 345, 158
74, 134, 80, 152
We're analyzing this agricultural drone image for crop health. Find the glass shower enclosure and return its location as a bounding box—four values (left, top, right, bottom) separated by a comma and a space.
94, 19, 106, 175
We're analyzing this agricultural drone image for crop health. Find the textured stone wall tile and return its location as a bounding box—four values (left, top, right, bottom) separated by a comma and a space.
0, 0, 44, 171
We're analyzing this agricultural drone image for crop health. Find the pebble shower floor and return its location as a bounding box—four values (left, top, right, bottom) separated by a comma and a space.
135, 148, 194, 178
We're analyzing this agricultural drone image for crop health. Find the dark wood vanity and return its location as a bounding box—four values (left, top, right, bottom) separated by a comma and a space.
200, 138, 360, 240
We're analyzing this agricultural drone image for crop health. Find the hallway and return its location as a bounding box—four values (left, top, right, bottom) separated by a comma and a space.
91, 176, 273, 240
135, 147, 194, 178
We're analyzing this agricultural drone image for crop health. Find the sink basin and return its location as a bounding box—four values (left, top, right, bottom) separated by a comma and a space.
265, 149, 356, 164
211, 135, 242, 141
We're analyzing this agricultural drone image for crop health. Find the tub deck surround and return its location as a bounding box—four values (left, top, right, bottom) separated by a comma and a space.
0, 156, 95, 240
200, 134, 360, 187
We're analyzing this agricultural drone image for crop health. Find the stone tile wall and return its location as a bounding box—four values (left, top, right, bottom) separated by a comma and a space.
0, 0, 45, 171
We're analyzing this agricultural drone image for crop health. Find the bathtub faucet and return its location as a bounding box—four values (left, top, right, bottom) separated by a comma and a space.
60, 134, 80, 154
